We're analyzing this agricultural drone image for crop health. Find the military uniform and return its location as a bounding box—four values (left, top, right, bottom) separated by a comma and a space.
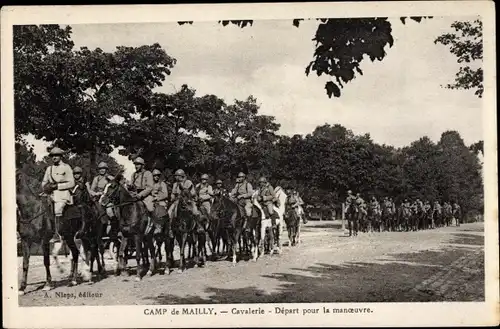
230, 181, 253, 217
370, 199, 381, 215
213, 187, 227, 197
196, 182, 213, 215
345, 193, 357, 213
130, 168, 155, 212
41, 160, 75, 217
356, 197, 367, 215
168, 178, 199, 218
90, 174, 114, 198
258, 182, 276, 218
152, 181, 169, 207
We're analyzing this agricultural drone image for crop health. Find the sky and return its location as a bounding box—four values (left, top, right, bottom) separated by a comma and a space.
25, 17, 483, 177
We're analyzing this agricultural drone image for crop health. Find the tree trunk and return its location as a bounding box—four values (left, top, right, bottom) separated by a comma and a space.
89, 150, 97, 177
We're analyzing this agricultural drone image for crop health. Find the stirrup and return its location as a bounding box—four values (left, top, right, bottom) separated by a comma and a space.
49, 233, 62, 244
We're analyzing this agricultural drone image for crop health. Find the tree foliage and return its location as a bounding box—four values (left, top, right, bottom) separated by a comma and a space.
15, 23, 483, 222
179, 17, 431, 99
435, 19, 483, 97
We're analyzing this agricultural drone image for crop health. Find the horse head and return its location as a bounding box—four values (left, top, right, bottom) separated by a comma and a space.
100, 174, 127, 207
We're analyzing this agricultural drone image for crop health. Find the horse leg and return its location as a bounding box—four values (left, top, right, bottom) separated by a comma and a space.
50, 237, 66, 275
117, 234, 127, 276
178, 233, 187, 273
19, 239, 31, 295
62, 237, 78, 286
149, 234, 158, 276
134, 233, 143, 281
73, 235, 92, 283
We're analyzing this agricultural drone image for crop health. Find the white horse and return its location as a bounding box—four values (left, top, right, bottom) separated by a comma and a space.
251, 187, 287, 256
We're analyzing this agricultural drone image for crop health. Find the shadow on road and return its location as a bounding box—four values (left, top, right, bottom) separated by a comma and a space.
143, 232, 484, 305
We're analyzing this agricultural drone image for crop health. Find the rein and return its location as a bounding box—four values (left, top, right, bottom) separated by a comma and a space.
17, 208, 48, 224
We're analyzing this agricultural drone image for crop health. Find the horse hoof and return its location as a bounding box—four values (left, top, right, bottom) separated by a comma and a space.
69, 280, 78, 287
135, 276, 141, 282
146, 270, 153, 277
177, 269, 183, 274
42, 284, 53, 291
18, 290, 26, 296
87, 280, 94, 285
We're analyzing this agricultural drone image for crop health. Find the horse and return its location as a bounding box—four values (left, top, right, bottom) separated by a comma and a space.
209, 193, 232, 259
443, 205, 453, 227
452, 207, 462, 227
367, 204, 381, 233
211, 194, 244, 264
17, 170, 94, 295
17, 171, 55, 295
234, 193, 263, 262
381, 202, 394, 232
99, 175, 156, 281
398, 205, 411, 232
284, 204, 300, 247
345, 204, 359, 237
169, 192, 200, 272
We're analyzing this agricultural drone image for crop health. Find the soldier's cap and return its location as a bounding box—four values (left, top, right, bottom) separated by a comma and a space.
201, 174, 209, 180
152, 169, 162, 176
174, 169, 186, 176
237, 172, 246, 178
216, 179, 223, 184
73, 166, 83, 173
49, 147, 64, 156
347, 190, 352, 194
133, 157, 145, 165
98, 162, 108, 169
258, 177, 267, 183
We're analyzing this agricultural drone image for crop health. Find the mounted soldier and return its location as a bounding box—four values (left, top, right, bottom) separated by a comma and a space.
168, 169, 199, 220
90, 161, 115, 219
213, 179, 227, 198
370, 196, 381, 216
151, 169, 169, 215
229, 172, 253, 229
355, 193, 367, 216
452, 201, 462, 226
257, 177, 276, 221
196, 174, 214, 217
41, 147, 75, 244
127, 157, 158, 222
345, 190, 356, 213
292, 189, 306, 224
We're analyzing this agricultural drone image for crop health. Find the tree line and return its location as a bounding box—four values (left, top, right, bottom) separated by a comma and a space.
14, 22, 484, 220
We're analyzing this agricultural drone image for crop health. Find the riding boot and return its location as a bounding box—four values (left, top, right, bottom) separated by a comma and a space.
50, 216, 62, 244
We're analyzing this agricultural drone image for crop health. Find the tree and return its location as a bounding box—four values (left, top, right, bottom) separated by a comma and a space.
179, 17, 430, 99
435, 19, 483, 97
14, 25, 177, 169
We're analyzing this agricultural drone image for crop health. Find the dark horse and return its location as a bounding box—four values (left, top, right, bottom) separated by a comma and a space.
345, 204, 360, 237
171, 192, 200, 272
284, 206, 300, 247
99, 175, 155, 281
208, 193, 231, 259
17, 171, 94, 295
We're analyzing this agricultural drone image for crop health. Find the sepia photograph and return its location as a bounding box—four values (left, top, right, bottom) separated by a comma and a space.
2, 2, 498, 328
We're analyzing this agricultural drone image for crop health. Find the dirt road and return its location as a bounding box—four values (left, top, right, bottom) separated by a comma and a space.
18, 221, 484, 306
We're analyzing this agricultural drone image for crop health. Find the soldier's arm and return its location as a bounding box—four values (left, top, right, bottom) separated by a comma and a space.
207, 185, 214, 197
138, 172, 154, 198
90, 177, 98, 193
244, 183, 253, 198
41, 167, 51, 188
58, 166, 75, 190
156, 182, 169, 201
229, 186, 237, 197
170, 184, 177, 201
264, 185, 275, 201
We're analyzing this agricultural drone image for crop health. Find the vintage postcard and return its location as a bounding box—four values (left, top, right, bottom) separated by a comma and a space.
2, 1, 498, 328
